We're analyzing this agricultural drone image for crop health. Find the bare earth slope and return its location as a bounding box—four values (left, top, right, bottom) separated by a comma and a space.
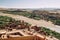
0, 12, 60, 33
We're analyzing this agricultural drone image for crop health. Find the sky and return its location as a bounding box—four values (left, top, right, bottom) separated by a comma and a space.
0, 0, 60, 8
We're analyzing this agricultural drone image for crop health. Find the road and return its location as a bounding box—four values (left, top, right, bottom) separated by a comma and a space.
0, 12, 60, 33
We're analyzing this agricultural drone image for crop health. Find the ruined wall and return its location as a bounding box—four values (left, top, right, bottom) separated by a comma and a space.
0, 36, 45, 40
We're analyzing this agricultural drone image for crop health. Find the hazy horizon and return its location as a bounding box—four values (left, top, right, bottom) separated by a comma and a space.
0, 0, 60, 8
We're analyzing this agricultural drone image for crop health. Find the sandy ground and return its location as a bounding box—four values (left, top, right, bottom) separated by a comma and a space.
0, 12, 60, 33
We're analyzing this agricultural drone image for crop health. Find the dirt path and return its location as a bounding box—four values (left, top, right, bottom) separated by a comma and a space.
0, 12, 60, 33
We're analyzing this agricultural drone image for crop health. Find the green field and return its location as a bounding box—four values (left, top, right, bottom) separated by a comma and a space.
0, 16, 21, 29
41, 27, 60, 39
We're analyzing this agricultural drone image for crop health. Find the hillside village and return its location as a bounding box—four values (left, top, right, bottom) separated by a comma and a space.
0, 8, 60, 40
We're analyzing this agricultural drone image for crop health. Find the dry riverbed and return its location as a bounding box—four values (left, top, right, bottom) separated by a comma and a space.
0, 12, 60, 33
